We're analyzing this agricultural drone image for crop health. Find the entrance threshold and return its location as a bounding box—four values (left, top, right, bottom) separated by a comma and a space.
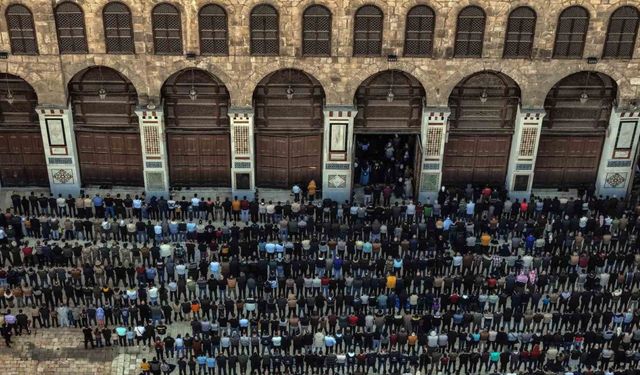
530, 188, 580, 199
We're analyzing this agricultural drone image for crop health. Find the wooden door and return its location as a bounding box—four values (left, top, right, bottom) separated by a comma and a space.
534, 135, 604, 188
0, 131, 48, 186
256, 134, 322, 189
289, 135, 322, 186
442, 134, 511, 187
76, 131, 143, 186
167, 133, 230, 187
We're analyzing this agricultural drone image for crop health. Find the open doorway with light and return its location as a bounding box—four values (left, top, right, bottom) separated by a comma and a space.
353, 133, 420, 201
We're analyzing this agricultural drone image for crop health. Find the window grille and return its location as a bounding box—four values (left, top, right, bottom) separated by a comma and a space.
103, 2, 134, 54
404, 5, 434, 57
302, 5, 331, 56
454, 6, 486, 57
553, 6, 589, 58
353, 5, 383, 56
199, 4, 228, 55
503, 7, 536, 58
54, 2, 88, 54
152, 3, 183, 55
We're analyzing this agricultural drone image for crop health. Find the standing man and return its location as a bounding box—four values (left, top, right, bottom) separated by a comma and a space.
1, 323, 12, 347
83, 325, 95, 349
292, 184, 301, 202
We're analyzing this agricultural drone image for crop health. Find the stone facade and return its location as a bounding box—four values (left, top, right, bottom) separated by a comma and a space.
1, 0, 638, 109
2, 0, 640, 197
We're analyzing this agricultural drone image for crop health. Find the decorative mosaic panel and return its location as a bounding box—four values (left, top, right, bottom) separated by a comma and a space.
425, 127, 443, 158
145, 161, 163, 169
423, 162, 440, 170
51, 169, 74, 184
145, 171, 165, 191
48, 157, 73, 165
607, 160, 632, 168
604, 172, 627, 188
518, 127, 538, 158
515, 163, 532, 171
327, 174, 347, 189
325, 163, 350, 170
143, 126, 160, 156
421, 172, 439, 192
234, 161, 251, 169
233, 125, 250, 156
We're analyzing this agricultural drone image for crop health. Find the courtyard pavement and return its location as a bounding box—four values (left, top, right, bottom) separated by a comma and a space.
0, 322, 192, 375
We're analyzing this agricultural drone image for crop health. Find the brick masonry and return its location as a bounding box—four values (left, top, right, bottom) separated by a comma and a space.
0, 0, 638, 109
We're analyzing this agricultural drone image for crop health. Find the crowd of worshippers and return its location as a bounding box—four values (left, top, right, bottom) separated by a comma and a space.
0, 188, 640, 375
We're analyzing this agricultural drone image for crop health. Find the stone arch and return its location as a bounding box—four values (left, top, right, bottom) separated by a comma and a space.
438, 63, 526, 108
353, 69, 426, 131
542, 70, 618, 131
0, 72, 39, 126
3, 62, 59, 106
67, 65, 139, 127
344, 60, 434, 107
119, 59, 235, 107
447, 70, 521, 131
62, 59, 147, 104
532, 64, 628, 108
237, 61, 335, 107
252, 67, 326, 130
160, 67, 230, 128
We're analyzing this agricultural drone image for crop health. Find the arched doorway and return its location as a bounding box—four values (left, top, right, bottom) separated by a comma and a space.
69, 66, 143, 186
253, 68, 324, 188
443, 70, 520, 187
534, 71, 615, 188
353, 69, 426, 197
162, 68, 230, 187
0, 73, 47, 186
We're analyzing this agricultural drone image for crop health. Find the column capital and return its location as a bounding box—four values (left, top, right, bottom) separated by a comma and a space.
519, 107, 546, 120
615, 106, 640, 119
135, 106, 164, 120
323, 105, 357, 118
423, 107, 451, 123
229, 107, 254, 118
36, 105, 70, 114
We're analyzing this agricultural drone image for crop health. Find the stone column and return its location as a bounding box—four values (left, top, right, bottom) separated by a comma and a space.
322, 106, 357, 203
36, 105, 81, 196
135, 107, 170, 198
420, 107, 450, 202
595, 108, 640, 197
229, 108, 256, 199
505, 107, 546, 200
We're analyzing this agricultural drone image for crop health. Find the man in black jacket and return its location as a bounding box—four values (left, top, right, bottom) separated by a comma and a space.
82, 325, 94, 349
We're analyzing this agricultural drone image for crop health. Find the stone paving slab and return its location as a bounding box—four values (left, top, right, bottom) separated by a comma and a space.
0, 323, 193, 375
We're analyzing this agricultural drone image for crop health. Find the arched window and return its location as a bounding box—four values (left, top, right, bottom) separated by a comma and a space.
353, 5, 383, 56
54, 2, 88, 54
603, 6, 639, 59
503, 7, 536, 58
6, 4, 37, 55
103, 2, 134, 54
404, 5, 435, 57
553, 6, 589, 58
199, 4, 228, 55
302, 5, 331, 56
250, 5, 279, 55
454, 6, 485, 57
152, 3, 183, 55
